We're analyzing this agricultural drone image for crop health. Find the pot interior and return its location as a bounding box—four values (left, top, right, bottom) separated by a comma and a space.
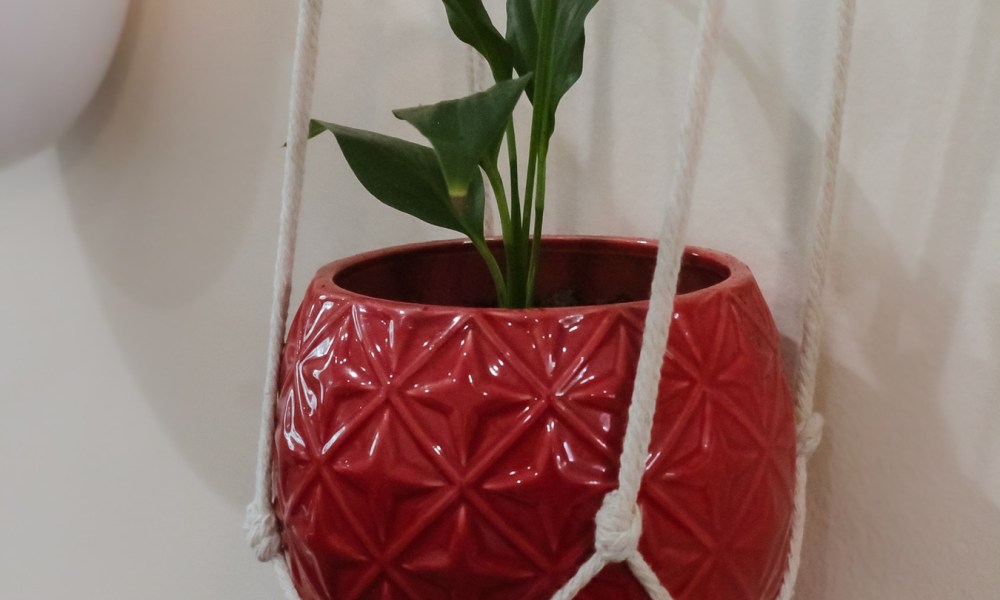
333, 238, 730, 308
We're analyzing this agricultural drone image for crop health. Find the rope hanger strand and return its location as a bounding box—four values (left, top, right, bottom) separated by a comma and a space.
246, 0, 857, 597
552, 0, 727, 596
777, 1, 856, 598
245, 0, 324, 596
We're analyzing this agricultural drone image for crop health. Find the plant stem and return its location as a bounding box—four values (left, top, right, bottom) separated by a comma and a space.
517, 125, 540, 307
525, 136, 549, 305
482, 160, 513, 244
522, 0, 559, 306
505, 122, 521, 233
503, 122, 528, 307
521, 119, 540, 239
471, 235, 508, 307
482, 158, 520, 305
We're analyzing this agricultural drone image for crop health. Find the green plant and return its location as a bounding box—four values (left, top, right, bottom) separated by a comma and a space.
310, 0, 600, 308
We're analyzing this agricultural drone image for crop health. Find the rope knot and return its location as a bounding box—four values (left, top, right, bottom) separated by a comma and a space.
245, 502, 283, 562
594, 490, 643, 563
797, 412, 825, 459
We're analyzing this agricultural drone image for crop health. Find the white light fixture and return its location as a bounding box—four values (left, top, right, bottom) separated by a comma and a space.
0, 0, 129, 168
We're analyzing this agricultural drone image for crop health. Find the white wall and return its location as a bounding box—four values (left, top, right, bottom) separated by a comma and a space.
2, 1, 998, 598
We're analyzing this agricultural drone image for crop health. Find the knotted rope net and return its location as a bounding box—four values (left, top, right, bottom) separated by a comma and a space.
246, 0, 857, 597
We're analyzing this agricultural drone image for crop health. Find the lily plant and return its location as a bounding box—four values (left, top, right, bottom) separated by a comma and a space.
311, 0, 600, 308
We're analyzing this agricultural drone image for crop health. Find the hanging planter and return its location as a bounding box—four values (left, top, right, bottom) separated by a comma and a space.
247, 0, 857, 599
273, 237, 797, 599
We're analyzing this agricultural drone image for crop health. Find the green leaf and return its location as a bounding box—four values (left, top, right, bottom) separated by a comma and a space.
392, 76, 530, 197
550, 0, 600, 107
310, 120, 485, 237
308, 119, 328, 139
506, 0, 539, 97
441, 0, 513, 80
507, 0, 599, 125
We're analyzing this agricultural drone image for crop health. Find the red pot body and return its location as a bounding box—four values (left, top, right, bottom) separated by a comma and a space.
273, 237, 796, 600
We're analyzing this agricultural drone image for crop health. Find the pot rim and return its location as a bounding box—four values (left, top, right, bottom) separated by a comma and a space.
310, 235, 754, 315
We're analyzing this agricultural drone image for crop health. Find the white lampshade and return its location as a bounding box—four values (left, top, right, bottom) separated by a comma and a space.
0, 0, 129, 168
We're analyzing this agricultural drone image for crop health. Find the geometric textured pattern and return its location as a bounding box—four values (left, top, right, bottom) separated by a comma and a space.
273, 245, 796, 600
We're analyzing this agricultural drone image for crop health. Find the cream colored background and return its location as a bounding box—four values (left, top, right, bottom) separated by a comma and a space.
2, 1, 999, 598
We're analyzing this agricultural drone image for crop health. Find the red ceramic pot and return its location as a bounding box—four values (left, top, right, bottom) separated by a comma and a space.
273, 237, 796, 600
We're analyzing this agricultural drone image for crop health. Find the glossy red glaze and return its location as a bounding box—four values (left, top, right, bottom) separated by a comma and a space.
273, 237, 796, 600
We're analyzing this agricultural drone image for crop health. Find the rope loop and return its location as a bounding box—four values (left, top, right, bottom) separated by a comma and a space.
797, 412, 825, 459
594, 490, 644, 563
245, 502, 283, 562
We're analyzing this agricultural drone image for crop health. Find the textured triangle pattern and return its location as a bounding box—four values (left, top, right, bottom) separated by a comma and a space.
274, 253, 796, 600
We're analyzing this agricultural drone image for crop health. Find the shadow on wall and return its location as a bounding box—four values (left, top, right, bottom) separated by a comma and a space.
665, 0, 1000, 595
546, 0, 623, 237
57, 1, 290, 507
58, 0, 269, 308
50, 1, 1000, 593
798, 179, 1000, 597
797, 1, 1000, 596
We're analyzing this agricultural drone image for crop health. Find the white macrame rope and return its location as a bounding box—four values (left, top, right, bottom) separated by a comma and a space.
776, 1, 856, 598
245, 0, 324, 581
247, 0, 856, 598
551, 0, 726, 597
793, 0, 857, 432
